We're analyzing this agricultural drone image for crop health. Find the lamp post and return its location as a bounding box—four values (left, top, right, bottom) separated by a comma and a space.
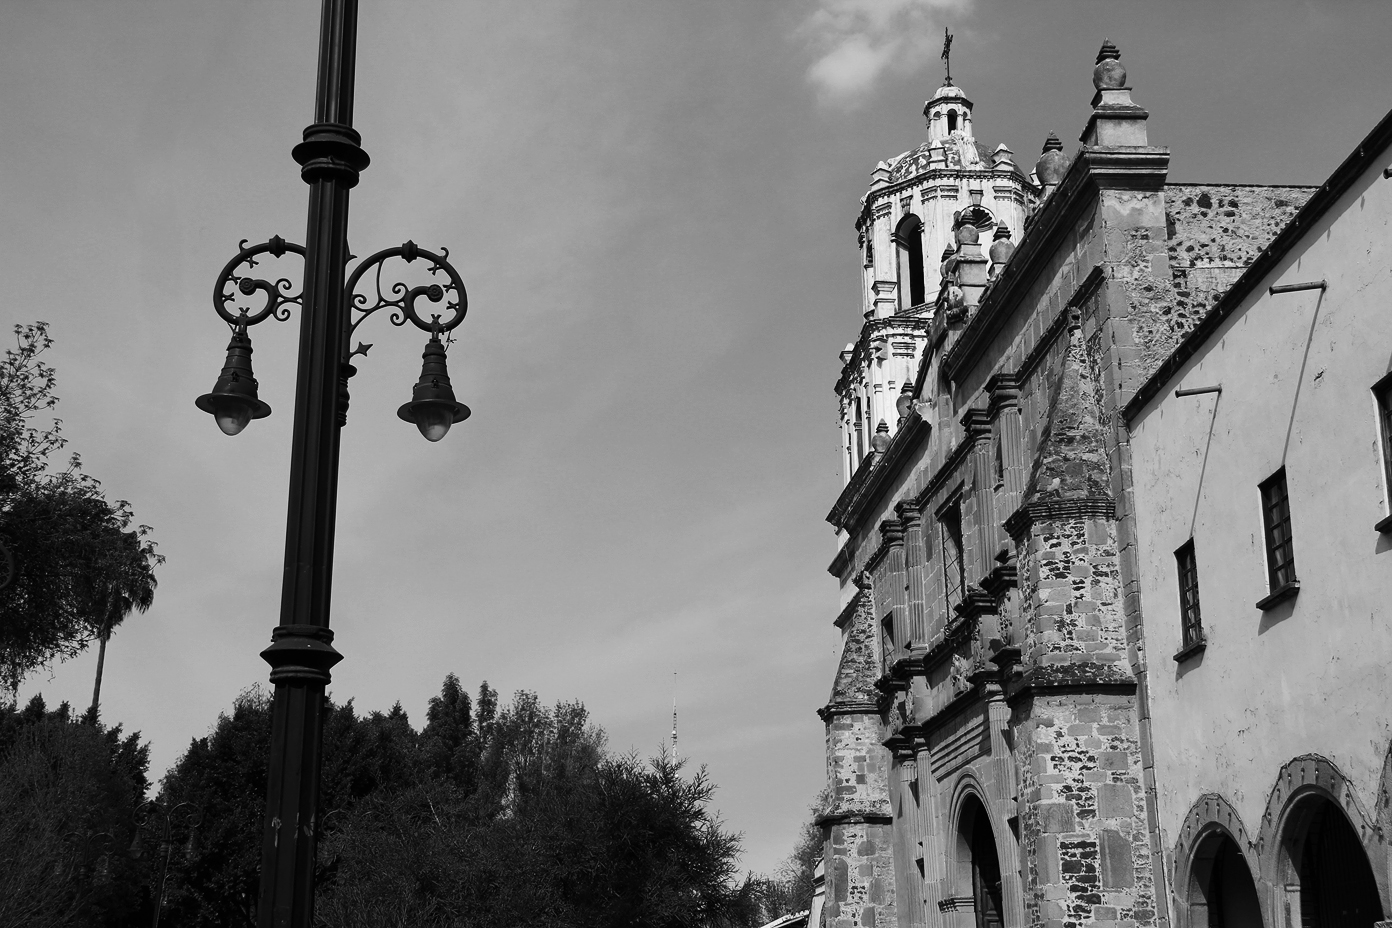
134, 800, 201, 928
194, 2, 471, 926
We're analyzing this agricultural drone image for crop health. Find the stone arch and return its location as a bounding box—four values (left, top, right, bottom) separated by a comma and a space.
895, 213, 926, 308
1255, 754, 1387, 927
1172, 793, 1264, 928
946, 775, 1007, 928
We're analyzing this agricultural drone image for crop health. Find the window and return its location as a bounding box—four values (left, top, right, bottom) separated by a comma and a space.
895, 214, 926, 308
941, 501, 966, 614
881, 613, 895, 672
1259, 468, 1297, 595
947, 109, 958, 133
1374, 373, 1392, 530
1175, 540, 1202, 649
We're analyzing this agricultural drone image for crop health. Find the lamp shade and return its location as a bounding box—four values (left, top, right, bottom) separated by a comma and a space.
397, 334, 470, 442
195, 328, 271, 435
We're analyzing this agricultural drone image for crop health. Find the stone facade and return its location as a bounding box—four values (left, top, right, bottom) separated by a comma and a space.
816, 38, 1390, 928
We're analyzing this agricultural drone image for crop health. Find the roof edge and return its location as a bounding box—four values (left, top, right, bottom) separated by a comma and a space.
1123, 104, 1392, 425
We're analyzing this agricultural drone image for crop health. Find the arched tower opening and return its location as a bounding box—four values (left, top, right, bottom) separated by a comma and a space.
1279, 795, 1384, 928
1185, 829, 1261, 928
895, 214, 926, 308
947, 109, 958, 133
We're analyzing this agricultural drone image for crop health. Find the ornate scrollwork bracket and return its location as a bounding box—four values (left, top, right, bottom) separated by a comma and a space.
344, 240, 468, 351
212, 236, 308, 331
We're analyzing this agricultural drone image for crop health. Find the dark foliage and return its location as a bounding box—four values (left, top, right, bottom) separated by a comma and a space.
155, 679, 760, 928
0, 695, 152, 928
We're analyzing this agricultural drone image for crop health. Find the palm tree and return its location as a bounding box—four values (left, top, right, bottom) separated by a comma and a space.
88, 528, 159, 720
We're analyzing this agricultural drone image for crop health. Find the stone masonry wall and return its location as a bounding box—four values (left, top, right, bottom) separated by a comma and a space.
827, 711, 894, 819
1019, 516, 1130, 681
1014, 693, 1156, 928
1135, 184, 1316, 374
825, 821, 899, 928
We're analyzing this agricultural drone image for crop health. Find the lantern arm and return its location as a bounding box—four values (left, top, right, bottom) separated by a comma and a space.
212, 236, 307, 329
344, 241, 468, 356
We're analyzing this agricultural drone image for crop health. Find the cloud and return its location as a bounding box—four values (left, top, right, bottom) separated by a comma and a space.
797, 0, 973, 108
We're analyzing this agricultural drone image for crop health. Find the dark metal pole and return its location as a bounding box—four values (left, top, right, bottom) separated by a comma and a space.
256, 1, 368, 925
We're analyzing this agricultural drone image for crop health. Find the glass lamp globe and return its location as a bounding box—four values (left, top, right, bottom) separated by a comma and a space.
411, 402, 455, 442
213, 397, 255, 436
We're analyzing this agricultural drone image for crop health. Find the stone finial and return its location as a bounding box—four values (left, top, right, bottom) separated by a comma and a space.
989, 222, 1015, 266
940, 243, 957, 276
991, 143, 1016, 173
1094, 38, 1126, 90
895, 380, 915, 423
1034, 132, 1070, 186
953, 211, 980, 245
870, 160, 893, 189
870, 420, 892, 454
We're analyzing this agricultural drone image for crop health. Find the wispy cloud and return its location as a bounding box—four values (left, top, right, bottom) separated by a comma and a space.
797, 0, 973, 108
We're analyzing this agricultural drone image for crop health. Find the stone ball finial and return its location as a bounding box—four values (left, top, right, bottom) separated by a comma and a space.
953, 211, 980, 245
1093, 38, 1126, 89
1034, 132, 1069, 186
989, 222, 1015, 266
870, 420, 892, 454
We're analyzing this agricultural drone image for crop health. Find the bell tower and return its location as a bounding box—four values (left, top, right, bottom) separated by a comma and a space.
837, 64, 1039, 488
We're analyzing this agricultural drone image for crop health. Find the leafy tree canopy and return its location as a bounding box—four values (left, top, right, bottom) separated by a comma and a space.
155, 678, 763, 928
0, 322, 162, 699
0, 694, 152, 928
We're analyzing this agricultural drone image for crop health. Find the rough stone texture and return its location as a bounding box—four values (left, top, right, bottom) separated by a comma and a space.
1023, 328, 1113, 507
823, 822, 899, 928
825, 712, 894, 820
1155, 183, 1315, 362
1018, 516, 1130, 675
1014, 695, 1156, 928
831, 587, 883, 707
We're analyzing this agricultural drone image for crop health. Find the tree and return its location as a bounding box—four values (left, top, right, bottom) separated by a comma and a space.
0, 694, 152, 928
0, 322, 162, 703
755, 790, 828, 920
88, 527, 159, 719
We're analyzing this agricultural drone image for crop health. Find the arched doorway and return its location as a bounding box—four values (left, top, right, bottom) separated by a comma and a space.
956, 795, 1004, 928
1187, 830, 1261, 928
1282, 796, 1383, 928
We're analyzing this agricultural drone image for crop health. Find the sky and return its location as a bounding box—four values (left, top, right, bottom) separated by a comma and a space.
4, 0, 1392, 878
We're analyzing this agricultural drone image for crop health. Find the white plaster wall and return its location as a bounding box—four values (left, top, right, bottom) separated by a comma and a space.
1127, 151, 1392, 854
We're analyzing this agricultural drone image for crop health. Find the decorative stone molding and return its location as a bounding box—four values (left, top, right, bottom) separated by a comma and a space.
1253, 753, 1382, 875
1172, 792, 1258, 899
1003, 496, 1116, 541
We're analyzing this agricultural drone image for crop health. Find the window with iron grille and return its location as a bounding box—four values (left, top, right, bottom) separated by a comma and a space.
881, 613, 895, 672
941, 501, 965, 614
1260, 469, 1296, 591
1175, 540, 1202, 648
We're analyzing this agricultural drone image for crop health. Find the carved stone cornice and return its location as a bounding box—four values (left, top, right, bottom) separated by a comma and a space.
986, 372, 1020, 416
817, 699, 881, 721
1004, 665, 1137, 707
952, 586, 997, 621
960, 406, 993, 444
1003, 496, 1116, 540
982, 563, 1018, 598
826, 411, 932, 535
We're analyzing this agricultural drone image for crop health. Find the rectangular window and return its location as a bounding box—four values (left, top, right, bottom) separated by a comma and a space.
941, 501, 965, 614
1375, 374, 1392, 520
881, 613, 895, 672
1175, 540, 1202, 648
1260, 469, 1296, 592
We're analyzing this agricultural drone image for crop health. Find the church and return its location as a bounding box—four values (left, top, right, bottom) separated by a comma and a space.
817, 38, 1392, 928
